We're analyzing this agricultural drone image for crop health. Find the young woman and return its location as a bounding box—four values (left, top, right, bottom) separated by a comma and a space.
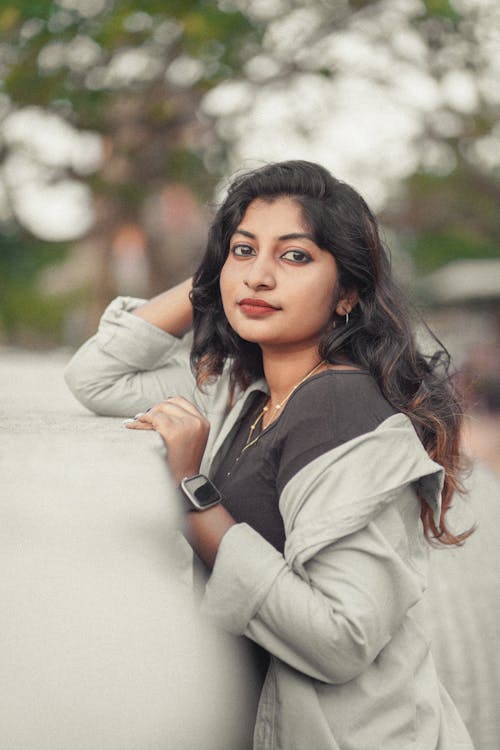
65, 161, 474, 749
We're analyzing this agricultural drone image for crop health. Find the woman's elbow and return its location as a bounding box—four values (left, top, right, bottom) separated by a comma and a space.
64, 363, 127, 416
64, 341, 136, 416
316, 653, 373, 685
64, 358, 96, 409
314, 617, 388, 685
64, 367, 109, 415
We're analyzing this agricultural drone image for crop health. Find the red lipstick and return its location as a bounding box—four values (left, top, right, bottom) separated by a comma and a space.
238, 298, 280, 317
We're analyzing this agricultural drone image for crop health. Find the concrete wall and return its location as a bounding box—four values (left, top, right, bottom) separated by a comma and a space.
0, 349, 259, 750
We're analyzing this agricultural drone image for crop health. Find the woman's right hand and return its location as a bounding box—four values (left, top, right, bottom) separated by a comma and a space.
125, 396, 210, 486
132, 278, 193, 336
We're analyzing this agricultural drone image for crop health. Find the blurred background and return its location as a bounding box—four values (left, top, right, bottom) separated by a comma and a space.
0, 0, 499, 470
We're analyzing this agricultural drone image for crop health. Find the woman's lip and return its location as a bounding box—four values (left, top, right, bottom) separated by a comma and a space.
238, 298, 280, 317
238, 298, 280, 309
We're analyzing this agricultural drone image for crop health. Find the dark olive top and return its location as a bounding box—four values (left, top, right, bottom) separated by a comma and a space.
212, 370, 398, 554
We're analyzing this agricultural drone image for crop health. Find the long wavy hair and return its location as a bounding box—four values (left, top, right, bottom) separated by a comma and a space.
190, 160, 471, 545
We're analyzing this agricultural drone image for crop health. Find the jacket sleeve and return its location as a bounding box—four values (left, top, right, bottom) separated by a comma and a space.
201, 417, 443, 685
201, 501, 425, 685
64, 296, 225, 418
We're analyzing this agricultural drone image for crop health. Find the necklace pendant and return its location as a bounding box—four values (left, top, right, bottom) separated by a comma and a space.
275, 404, 281, 409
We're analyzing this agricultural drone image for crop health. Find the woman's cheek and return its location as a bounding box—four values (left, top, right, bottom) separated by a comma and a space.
220, 262, 242, 314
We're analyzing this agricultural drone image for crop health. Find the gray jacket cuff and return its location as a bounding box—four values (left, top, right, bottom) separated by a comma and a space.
201, 523, 287, 634
96, 296, 190, 370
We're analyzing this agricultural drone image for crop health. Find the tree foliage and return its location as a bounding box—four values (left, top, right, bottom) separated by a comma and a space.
209, 0, 500, 273
0, 0, 260, 342
1, 0, 499, 344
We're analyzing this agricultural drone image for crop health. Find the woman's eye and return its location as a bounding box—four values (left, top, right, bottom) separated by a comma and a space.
281, 249, 311, 264
231, 244, 255, 257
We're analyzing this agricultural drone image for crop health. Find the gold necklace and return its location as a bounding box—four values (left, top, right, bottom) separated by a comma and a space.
240, 359, 327, 455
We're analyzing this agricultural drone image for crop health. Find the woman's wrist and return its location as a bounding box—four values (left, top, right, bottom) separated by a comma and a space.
184, 504, 236, 571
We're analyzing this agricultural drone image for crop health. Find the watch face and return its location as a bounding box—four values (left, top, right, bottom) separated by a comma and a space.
183, 475, 221, 509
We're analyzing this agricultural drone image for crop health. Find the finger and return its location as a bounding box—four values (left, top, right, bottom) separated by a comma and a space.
155, 397, 204, 420
134, 411, 156, 426
122, 408, 153, 425
123, 419, 154, 430
136, 410, 179, 433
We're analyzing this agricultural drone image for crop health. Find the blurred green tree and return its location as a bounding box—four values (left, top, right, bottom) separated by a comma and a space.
1, 0, 499, 345
383, 0, 500, 273
206, 0, 500, 275
0, 0, 260, 343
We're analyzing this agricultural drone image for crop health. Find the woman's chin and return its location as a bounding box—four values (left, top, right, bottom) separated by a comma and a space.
229, 321, 272, 346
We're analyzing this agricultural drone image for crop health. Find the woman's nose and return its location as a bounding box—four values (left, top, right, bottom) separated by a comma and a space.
244, 252, 276, 290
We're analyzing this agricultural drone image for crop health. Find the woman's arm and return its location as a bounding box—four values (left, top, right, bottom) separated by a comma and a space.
185, 507, 236, 569
64, 280, 221, 418
125, 395, 236, 567
201, 513, 423, 685
131, 278, 193, 335
200, 419, 443, 685
128, 397, 435, 687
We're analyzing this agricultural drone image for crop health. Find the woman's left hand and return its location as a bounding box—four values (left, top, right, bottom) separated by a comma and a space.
124, 397, 210, 485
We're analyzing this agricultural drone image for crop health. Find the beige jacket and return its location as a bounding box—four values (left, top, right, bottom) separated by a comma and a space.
65, 297, 474, 750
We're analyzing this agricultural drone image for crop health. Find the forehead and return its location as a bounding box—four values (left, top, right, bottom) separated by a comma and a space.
237, 197, 309, 233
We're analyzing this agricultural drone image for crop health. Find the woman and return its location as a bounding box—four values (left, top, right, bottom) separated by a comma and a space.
65, 161, 474, 749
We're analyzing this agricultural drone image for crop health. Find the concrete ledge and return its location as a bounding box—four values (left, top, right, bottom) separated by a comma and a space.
0, 349, 259, 750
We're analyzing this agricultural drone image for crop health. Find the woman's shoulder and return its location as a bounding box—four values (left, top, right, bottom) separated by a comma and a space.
273, 369, 399, 493
283, 369, 398, 429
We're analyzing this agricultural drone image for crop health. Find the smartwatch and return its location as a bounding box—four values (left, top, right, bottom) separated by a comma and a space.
179, 474, 223, 512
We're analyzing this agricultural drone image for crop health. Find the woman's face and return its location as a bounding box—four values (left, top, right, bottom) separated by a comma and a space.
220, 196, 346, 354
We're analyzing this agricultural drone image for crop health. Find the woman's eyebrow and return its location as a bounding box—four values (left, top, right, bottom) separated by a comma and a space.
278, 232, 315, 242
232, 229, 315, 242
233, 229, 255, 238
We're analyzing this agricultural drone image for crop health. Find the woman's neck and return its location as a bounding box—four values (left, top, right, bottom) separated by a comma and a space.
262, 348, 325, 409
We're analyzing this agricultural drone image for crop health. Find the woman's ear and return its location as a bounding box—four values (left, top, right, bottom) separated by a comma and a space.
335, 290, 359, 317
